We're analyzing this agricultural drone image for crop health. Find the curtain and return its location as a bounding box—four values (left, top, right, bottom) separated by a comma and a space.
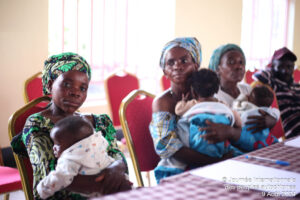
49, 0, 175, 104
241, 0, 292, 71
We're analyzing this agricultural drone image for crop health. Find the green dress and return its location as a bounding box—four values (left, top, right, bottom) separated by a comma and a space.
11, 112, 126, 200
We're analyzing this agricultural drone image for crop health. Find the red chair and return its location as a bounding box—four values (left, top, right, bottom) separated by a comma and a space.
104, 70, 139, 128
119, 89, 160, 187
160, 75, 171, 91
269, 93, 285, 140
23, 72, 43, 103
244, 69, 258, 85
293, 68, 300, 83
23, 72, 49, 108
8, 96, 52, 200
0, 148, 22, 200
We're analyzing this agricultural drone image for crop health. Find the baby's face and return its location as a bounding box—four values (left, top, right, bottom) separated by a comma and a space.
248, 91, 257, 106
51, 127, 70, 158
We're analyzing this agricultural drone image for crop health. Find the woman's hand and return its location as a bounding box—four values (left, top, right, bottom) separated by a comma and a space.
200, 120, 241, 143
95, 160, 132, 195
245, 109, 277, 133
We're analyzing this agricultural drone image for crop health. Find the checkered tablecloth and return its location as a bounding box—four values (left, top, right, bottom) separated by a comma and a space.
91, 137, 300, 200
93, 173, 266, 200
234, 138, 300, 173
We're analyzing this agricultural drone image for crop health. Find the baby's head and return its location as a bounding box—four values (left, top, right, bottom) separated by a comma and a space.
51, 115, 94, 158
248, 85, 274, 107
187, 68, 220, 99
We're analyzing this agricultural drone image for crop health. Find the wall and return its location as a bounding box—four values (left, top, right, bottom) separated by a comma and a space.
0, 0, 48, 147
294, 0, 300, 67
175, 0, 243, 67
175, 0, 300, 67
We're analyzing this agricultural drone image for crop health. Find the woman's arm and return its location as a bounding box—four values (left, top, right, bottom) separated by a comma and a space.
22, 114, 68, 200
199, 120, 241, 144
67, 160, 131, 195
173, 146, 233, 167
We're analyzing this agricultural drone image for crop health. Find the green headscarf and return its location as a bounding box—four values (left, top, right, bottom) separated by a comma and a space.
208, 44, 246, 72
42, 52, 91, 95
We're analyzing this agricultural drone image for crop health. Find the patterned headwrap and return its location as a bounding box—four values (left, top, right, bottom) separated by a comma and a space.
159, 37, 202, 69
42, 52, 91, 95
208, 44, 246, 72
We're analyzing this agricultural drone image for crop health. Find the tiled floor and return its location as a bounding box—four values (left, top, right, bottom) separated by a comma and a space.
0, 191, 25, 200
0, 145, 156, 200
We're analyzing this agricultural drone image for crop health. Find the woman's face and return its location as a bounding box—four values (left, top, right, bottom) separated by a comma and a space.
163, 47, 198, 85
218, 50, 245, 83
272, 59, 295, 84
51, 70, 89, 114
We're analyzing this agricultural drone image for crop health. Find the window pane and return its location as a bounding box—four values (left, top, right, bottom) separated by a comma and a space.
48, 0, 175, 106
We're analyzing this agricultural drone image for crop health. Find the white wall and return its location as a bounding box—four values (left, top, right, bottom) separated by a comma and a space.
175, 0, 243, 67
0, 0, 48, 147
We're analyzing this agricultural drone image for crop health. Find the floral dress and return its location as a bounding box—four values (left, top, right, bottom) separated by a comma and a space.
11, 113, 126, 200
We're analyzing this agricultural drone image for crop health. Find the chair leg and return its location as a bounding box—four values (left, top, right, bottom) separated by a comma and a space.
146, 171, 151, 186
4, 193, 10, 200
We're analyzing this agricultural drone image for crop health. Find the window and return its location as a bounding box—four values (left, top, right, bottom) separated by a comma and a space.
241, 0, 294, 71
49, 0, 175, 106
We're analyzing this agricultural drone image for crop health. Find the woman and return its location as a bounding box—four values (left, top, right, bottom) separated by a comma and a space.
150, 38, 241, 183
208, 44, 277, 134
11, 53, 131, 200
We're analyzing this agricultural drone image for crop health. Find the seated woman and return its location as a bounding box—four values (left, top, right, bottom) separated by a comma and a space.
11, 52, 131, 200
208, 44, 278, 149
150, 38, 242, 183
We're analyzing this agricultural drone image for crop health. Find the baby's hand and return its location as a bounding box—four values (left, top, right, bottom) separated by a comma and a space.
181, 92, 190, 101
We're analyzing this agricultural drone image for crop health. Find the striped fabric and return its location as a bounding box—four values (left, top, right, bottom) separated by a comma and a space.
253, 70, 300, 138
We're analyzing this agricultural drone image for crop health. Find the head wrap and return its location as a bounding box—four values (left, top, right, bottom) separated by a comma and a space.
159, 37, 202, 69
208, 44, 246, 72
42, 52, 91, 95
266, 47, 297, 68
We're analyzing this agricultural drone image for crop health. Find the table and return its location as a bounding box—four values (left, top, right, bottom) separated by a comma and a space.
91, 137, 300, 200
234, 137, 300, 173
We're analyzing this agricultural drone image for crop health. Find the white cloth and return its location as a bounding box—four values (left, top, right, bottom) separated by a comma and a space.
37, 131, 114, 199
232, 93, 280, 124
239, 104, 280, 125
215, 82, 252, 108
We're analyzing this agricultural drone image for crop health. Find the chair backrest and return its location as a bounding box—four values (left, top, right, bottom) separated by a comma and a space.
294, 68, 300, 83
23, 72, 49, 109
251, 81, 285, 140
269, 93, 285, 140
244, 69, 258, 85
119, 89, 160, 187
8, 96, 51, 200
160, 75, 171, 91
105, 70, 139, 127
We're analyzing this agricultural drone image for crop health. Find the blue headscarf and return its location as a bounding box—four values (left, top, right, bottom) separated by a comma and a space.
208, 44, 246, 72
160, 37, 202, 69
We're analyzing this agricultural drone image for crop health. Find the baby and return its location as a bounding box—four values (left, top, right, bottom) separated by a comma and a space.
37, 115, 115, 199
175, 68, 242, 158
232, 85, 280, 151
